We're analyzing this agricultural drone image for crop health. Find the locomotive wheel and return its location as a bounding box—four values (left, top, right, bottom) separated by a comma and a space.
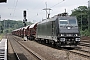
51, 41, 56, 47
56, 42, 61, 48
45, 40, 49, 44
39, 39, 42, 43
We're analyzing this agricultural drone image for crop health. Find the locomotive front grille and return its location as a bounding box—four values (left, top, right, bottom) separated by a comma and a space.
59, 37, 77, 45
66, 38, 75, 41
66, 34, 72, 36
65, 38, 75, 44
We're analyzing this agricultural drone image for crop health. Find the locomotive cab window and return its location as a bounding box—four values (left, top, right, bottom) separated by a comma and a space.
59, 19, 77, 26
69, 19, 77, 25
59, 20, 68, 26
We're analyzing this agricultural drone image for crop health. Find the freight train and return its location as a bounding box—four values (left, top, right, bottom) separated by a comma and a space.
12, 13, 80, 47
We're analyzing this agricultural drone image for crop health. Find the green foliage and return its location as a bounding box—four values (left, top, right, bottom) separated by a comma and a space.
71, 6, 88, 31
80, 29, 90, 36
71, 6, 90, 36
0, 19, 32, 33
0, 33, 4, 40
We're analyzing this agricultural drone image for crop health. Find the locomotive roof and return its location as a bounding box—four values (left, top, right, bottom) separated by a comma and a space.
38, 15, 76, 25
38, 16, 57, 24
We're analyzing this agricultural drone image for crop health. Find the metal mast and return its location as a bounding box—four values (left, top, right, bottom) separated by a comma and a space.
43, 2, 52, 19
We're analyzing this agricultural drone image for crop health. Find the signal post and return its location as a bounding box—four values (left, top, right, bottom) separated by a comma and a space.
23, 10, 27, 41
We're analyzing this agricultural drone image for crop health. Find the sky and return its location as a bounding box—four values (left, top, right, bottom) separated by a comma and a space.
0, 0, 89, 23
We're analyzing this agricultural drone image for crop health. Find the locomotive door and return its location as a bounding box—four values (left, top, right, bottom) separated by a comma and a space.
52, 21, 55, 39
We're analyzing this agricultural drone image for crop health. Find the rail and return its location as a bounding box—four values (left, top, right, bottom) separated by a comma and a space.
13, 37, 46, 60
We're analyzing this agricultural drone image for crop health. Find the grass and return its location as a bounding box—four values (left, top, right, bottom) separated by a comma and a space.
0, 33, 4, 40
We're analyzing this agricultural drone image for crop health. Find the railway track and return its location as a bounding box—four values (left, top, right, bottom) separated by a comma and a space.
39, 41, 90, 59
8, 34, 90, 60
81, 40, 90, 43
9, 40, 21, 60
59, 47, 90, 59
69, 49, 90, 58
15, 36, 90, 59
8, 36, 28, 60
80, 43, 90, 47
8, 35, 45, 60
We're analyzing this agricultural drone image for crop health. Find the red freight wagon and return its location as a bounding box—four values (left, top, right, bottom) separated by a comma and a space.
28, 23, 37, 40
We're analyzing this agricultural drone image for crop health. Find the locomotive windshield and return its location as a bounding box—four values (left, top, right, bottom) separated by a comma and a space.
69, 19, 77, 25
60, 20, 68, 25
59, 19, 77, 26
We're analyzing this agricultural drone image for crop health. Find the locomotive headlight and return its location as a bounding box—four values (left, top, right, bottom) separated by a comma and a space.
74, 34, 78, 36
75, 34, 78, 36
61, 34, 64, 36
75, 38, 80, 41
60, 38, 65, 41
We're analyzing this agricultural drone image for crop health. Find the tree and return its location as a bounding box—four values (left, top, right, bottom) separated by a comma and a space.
0, 26, 3, 33
0, 20, 32, 33
71, 6, 88, 31
14, 24, 18, 29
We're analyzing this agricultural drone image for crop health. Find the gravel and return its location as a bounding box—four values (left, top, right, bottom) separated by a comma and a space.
20, 40, 90, 60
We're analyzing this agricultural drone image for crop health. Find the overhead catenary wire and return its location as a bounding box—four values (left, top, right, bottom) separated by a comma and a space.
8, 0, 65, 22
50, 0, 65, 8
7, 0, 17, 19
29, 0, 65, 22
13, 0, 18, 18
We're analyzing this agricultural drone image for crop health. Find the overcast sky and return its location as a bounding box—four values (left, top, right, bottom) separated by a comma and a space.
0, 0, 89, 23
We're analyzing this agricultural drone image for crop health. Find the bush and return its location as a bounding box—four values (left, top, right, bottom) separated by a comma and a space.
80, 29, 90, 36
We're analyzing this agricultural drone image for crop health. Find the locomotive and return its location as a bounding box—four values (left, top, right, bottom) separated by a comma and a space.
12, 13, 80, 47
36, 13, 80, 47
